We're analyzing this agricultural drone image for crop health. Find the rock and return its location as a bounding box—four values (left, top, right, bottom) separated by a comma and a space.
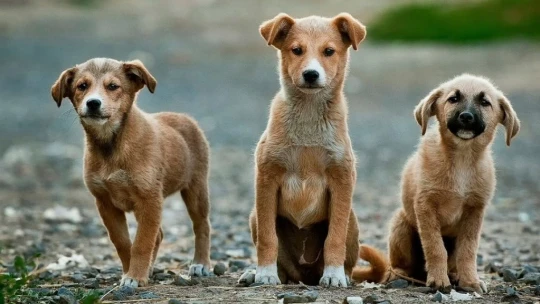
484, 261, 502, 274
282, 290, 319, 304
344, 296, 364, 304
228, 260, 248, 269
174, 276, 194, 286
28, 288, 54, 297
83, 278, 99, 289
521, 272, 540, 285
210, 251, 228, 260
449, 290, 473, 301
277, 292, 295, 299
153, 272, 172, 281
412, 287, 435, 294
139, 291, 159, 299
43, 205, 82, 224
430, 291, 448, 303
57, 287, 77, 304
213, 262, 227, 276
385, 279, 408, 289
119, 285, 135, 296
503, 268, 519, 282
69, 272, 85, 283
112, 291, 128, 301
534, 285, 540, 296
229, 265, 238, 273
476, 253, 483, 266
169, 300, 188, 304
363, 295, 379, 304
500, 294, 520, 303
237, 269, 255, 287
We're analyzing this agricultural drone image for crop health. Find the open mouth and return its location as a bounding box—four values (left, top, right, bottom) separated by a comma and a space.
455, 130, 476, 140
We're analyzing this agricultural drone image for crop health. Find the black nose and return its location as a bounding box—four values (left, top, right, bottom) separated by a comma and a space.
86, 99, 101, 111
458, 112, 474, 125
302, 70, 319, 84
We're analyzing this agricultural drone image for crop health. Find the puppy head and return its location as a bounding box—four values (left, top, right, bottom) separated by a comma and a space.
260, 13, 366, 94
414, 74, 520, 146
51, 58, 156, 129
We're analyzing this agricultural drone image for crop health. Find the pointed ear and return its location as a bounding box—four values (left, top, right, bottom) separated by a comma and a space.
123, 60, 157, 93
414, 88, 443, 135
51, 67, 77, 107
259, 13, 295, 49
498, 95, 520, 146
333, 13, 366, 50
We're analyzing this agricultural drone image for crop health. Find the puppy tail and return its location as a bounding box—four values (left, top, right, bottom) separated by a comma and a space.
352, 244, 389, 283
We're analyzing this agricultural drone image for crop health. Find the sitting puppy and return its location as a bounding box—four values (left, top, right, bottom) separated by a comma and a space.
357, 74, 520, 293
51, 58, 212, 287
239, 13, 367, 287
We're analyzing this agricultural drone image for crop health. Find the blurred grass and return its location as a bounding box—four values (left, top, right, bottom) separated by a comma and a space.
369, 0, 540, 43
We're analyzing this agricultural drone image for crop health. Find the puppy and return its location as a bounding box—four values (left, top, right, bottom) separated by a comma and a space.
356, 74, 520, 293
51, 58, 212, 287
239, 13, 367, 287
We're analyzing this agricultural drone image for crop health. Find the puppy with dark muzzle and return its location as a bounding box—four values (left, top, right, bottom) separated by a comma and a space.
356, 74, 520, 293
51, 58, 212, 288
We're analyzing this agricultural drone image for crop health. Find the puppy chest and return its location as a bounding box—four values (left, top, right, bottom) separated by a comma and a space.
87, 170, 136, 211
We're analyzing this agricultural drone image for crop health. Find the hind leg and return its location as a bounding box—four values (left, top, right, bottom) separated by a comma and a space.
181, 179, 211, 277
345, 211, 360, 281
149, 227, 164, 276
388, 209, 416, 280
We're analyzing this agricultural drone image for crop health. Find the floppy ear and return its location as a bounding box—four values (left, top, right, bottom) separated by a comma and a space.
498, 95, 520, 146
414, 88, 443, 135
51, 67, 76, 107
123, 60, 157, 93
259, 13, 295, 49
333, 13, 366, 50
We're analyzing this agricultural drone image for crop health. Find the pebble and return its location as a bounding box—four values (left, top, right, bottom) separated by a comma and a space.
412, 287, 434, 294
503, 268, 519, 282
70, 273, 85, 283
210, 251, 228, 260
344, 296, 364, 304
28, 288, 54, 297
500, 294, 520, 303
174, 276, 194, 286
484, 261, 502, 273
119, 285, 135, 296
139, 291, 159, 299
57, 287, 77, 304
521, 272, 540, 285
282, 290, 319, 304
535, 285, 540, 296
169, 300, 188, 304
228, 260, 248, 269
430, 291, 448, 302
385, 279, 408, 289
363, 295, 379, 304
213, 262, 227, 276
476, 253, 483, 266
83, 278, 99, 289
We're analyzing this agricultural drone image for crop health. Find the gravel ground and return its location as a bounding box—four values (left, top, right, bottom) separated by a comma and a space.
0, 1, 539, 303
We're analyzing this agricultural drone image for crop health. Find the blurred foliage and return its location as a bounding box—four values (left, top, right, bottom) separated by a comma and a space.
369, 0, 540, 43
0, 255, 37, 304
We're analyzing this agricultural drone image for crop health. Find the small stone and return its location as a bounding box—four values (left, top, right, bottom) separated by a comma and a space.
412, 287, 435, 294
344, 296, 363, 304
28, 288, 54, 296
476, 253, 483, 266
376, 301, 392, 304
213, 262, 227, 276
521, 272, 540, 285
249, 282, 264, 287
153, 272, 172, 281
83, 278, 99, 289
363, 295, 379, 304
57, 287, 77, 304
282, 290, 319, 304
210, 251, 228, 260
173, 276, 194, 286
385, 279, 408, 289
168, 300, 188, 304
112, 291, 128, 301
229, 265, 238, 273
277, 292, 295, 299
503, 268, 519, 282
500, 294, 520, 303
139, 291, 159, 299
484, 261, 502, 274
118, 285, 135, 296
506, 286, 517, 296
228, 260, 248, 270
430, 291, 448, 302
70, 273, 85, 283
534, 285, 540, 296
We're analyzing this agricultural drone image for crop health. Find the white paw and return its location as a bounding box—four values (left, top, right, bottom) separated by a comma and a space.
238, 268, 256, 285
119, 276, 139, 288
255, 263, 281, 285
320, 265, 348, 287
189, 264, 210, 277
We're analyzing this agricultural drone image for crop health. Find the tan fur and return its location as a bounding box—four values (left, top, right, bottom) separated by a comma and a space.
51, 58, 211, 286
355, 74, 520, 294
249, 13, 366, 286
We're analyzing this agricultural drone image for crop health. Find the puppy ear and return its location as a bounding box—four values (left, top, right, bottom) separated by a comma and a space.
499, 95, 520, 146
333, 13, 366, 50
123, 60, 157, 93
260, 13, 295, 49
414, 88, 443, 135
51, 67, 76, 107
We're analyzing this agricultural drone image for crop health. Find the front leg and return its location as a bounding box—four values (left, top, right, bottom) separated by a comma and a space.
320, 165, 354, 287
121, 196, 162, 288
415, 197, 451, 291
455, 206, 487, 293
254, 168, 281, 285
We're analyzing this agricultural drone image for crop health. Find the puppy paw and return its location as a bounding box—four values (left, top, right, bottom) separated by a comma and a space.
426, 271, 451, 292
459, 279, 487, 294
120, 275, 145, 288
238, 269, 256, 285
320, 266, 348, 287
254, 264, 281, 285
189, 264, 210, 277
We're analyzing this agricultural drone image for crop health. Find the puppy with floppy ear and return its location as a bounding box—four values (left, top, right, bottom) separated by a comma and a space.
355, 74, 520, 294
239, 13, 367, 288
51, 58, 212, 288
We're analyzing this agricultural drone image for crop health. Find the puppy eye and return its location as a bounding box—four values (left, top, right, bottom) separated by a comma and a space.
447, 96, 459, 103
481, 99, 491, 107
77, 83, 88, 91
292, 47, 303, 56
323, 48, 335, 57
107, 83, 119, 91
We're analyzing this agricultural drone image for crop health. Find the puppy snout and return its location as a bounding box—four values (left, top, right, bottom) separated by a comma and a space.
302, 70, 319, 84
86, 99, 102, 111
458, 112, 474, 125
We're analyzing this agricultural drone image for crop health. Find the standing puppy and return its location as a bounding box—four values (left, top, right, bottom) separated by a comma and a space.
357, 74, 520, 293
51, 58, 212, 287
242, 13, 366, 287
